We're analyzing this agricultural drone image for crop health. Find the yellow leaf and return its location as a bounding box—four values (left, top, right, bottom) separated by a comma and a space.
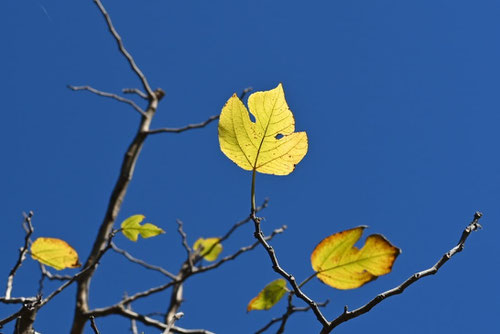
193, 238, 222, 262
218, 83, 308, 175
121, 215, 165, 242
247, 279, 288, 312
31, 237, 81, 271
311, 226, 401, 290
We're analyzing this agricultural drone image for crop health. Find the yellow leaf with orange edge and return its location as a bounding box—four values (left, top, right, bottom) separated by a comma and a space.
311, 226, 400, 289
31, 237, 81, 271
218, 83, 308, 175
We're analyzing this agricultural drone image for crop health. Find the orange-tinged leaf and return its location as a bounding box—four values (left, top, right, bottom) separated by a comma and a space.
247, 279, 288, 312
31, 237, 81, 271
311, 226, 401, 290
193, 238, 222, 262
218, 83, 308, 175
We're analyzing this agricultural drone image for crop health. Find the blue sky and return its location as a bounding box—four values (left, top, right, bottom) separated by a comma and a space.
1, 0, 499, 333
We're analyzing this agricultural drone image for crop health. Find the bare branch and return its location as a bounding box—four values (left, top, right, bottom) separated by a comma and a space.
251, 212, 328, 327
197, 225, 286, 274
68, 85, 147, 117
110, 242, 177, 280
124, 297, 139, 334
39, 264, 72, 281
321, 212, 483, 333
89, 279, 180, 317
71, 7, 163, 325
123, 88, 148, 100
0, 307, 24, 328
239, 87, 253, 100
0, 297, 37, 305
194, 199, 269, 266
177, 220, 194, 270
164, 312, 184, 334
5, 211, 34, 299
90, 316, 101, 334
92, 0, 154, 97
110, 305, 214, 334
147, 86, 253, 135
147, 115, 219, 134
255, 300, 329, 334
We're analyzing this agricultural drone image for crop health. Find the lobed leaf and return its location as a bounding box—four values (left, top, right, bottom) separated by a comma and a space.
121, 214, 165, 242
247, 279, 288, 312
193, 237, 222, 262
218, 83, 308, 175
311, 226, 401, 290
31, 237, 81, 271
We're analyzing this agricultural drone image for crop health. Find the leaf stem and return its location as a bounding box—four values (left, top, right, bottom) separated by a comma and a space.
298, 272, 318, 289
251, 169, 257, 213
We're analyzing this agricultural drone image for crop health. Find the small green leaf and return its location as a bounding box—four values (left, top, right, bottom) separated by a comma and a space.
193, 238, 222, 261
121, 215, 165, 242
247, 279, 288, 312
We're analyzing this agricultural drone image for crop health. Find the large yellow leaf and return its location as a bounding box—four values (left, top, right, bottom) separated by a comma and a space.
247, 279, 288, 312
31, 237, 81, 271
193, 237, 222, 262
311, 227, 400, 290
218, 83, 308, 175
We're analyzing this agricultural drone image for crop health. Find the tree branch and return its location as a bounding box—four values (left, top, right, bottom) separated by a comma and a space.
147, 87, 253, 135
92, 0, 154, 97
89, 316, 101, 334
110, 242, 177, 280
123, 88, 148, 100
5, 211, 34, 299
251, 212, 328, 327
320, 212, 483, 333
71, 4, 164, 332
68, 85, 147, 117
255, 299, 329, 334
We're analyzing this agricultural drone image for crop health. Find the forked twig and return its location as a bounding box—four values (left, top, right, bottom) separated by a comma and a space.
320, 212, 483, 333
68, 85, 147, 117
5, 211, 34, 299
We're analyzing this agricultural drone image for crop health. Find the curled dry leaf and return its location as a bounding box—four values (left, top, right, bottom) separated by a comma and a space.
311, 226, 401, 289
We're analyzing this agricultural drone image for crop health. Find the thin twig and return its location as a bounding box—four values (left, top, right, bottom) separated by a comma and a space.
177, 220, 194, 270
147, 115, 219, 134
110, 242, 177, 280
89, 316, 101, 334
115, 305, 214, 334
147, 87, 253, 135
197, 225, 287, 274
320, 212, 483, 333
5, 211, 34, 299
255, 300, 329, 334
124, 296, 139, 334
194, 199, 269, 266
0, 297, 37, 304
123, 88, 148, 99
92, 0, 154, 97
250, 169, 328, 327
39, 264, 72, 281
0, 307, 24, 328
68, 85, 147, 117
